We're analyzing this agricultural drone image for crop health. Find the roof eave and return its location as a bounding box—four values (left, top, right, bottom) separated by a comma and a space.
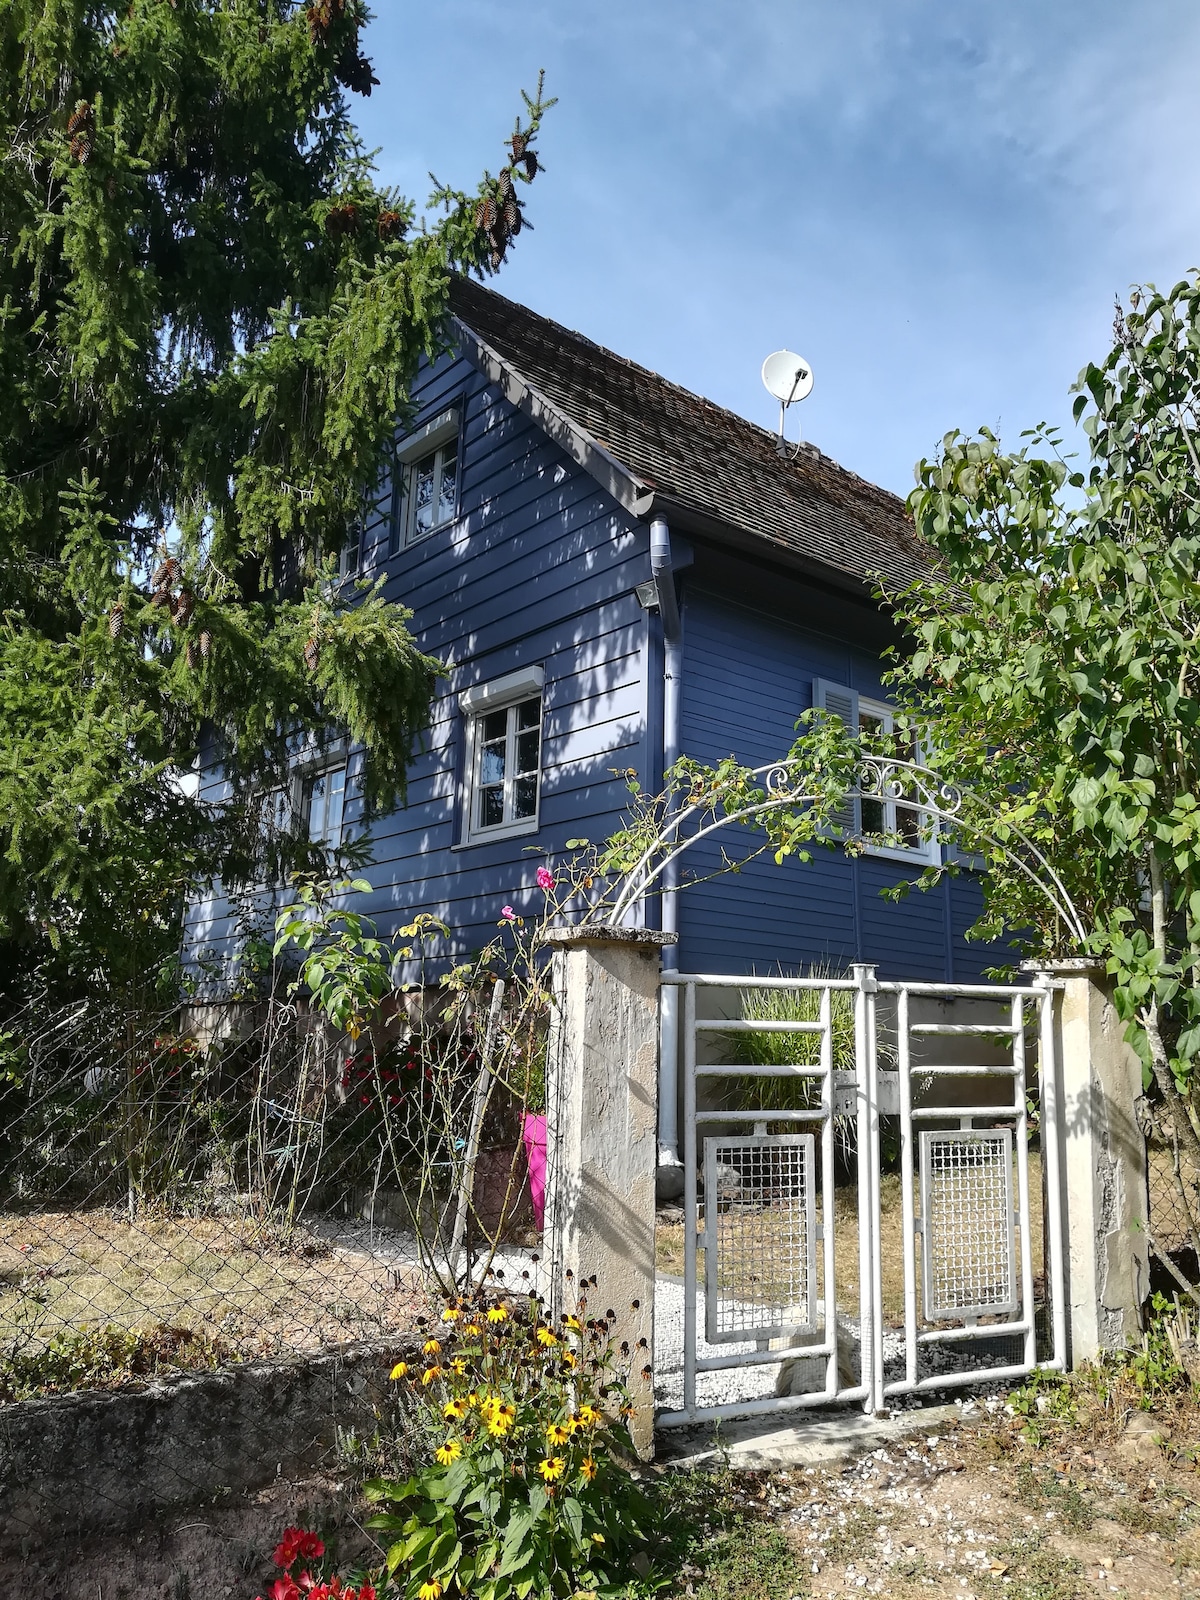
452, 316, 654, 519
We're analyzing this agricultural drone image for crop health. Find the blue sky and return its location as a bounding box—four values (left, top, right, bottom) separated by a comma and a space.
355, 1, 1200, 498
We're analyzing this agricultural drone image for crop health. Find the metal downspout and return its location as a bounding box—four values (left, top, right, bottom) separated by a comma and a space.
651, 517, 684, 1186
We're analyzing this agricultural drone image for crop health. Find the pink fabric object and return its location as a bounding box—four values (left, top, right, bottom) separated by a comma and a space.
522, 1111, 547, 1231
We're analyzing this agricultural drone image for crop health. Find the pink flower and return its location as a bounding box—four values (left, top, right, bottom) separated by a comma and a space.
500, 906, 516, 921
536, 866, 555, 892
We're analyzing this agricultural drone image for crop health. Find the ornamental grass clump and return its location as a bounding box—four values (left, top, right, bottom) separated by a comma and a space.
366, 1276, 659, 1599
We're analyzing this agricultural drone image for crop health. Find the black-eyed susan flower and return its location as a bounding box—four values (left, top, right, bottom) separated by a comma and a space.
443, 1399, 467, 1421
417, 1582, 443, 1600
435, 1438, 462, 1465
450, 1356, 467, 1376
441, 1306, 462, 1323
536, 1327, 559, 1347
580, 1456, 598, 1482
486, 1304, 508, 1323
464, 1323, 483, 1337
545, 1422, 570, 1446
538, 1456, 566, 1482
565, 1315, 582, 1332
423, 1338, 442, 1355
574, 1403, 601, 1428
421, 1365, 442, 1386
389, 1361, 409, 1380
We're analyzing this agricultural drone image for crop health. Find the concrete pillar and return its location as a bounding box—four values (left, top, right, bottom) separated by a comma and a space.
1028, 960, 1149, 1362
543, 926, 674, 1460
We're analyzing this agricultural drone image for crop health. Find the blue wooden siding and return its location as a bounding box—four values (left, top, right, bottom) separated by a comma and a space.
182, 346, 654, 986
673, 587, 998, 981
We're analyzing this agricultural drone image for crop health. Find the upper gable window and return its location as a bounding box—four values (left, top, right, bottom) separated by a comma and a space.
391, 408, 461, 555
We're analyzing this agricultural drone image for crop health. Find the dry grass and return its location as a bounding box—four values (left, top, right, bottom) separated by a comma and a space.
657, 1154, 1044, 1328
0, 1209, 428, 1364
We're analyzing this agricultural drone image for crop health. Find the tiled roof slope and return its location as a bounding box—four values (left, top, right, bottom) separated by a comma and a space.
448, 275, 932, 593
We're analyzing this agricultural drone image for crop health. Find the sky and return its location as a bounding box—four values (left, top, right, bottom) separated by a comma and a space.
354, 1, 1200, 498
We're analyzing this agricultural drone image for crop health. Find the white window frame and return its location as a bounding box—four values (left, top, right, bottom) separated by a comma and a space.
299, 760, 348, 849
459, 666, 545, 845
812, 679, 940, 865
392, 408, 461, 553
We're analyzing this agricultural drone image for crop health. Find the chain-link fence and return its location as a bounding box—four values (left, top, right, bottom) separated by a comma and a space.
0, 984, 543, 1410
1146, 1102, 1200, 1268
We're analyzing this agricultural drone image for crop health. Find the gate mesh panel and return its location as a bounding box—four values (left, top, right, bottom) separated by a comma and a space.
920, 1130, 1017, 1320
704, 1134, 816, 1343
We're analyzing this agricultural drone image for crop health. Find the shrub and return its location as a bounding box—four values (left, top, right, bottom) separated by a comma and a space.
365, 1278, 659, 1599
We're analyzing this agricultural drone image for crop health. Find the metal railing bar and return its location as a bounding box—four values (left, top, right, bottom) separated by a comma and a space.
877, 981, 1037, 1000
656, 1381, 871, 1429
908, 1103, 1021, 1121
904, 1062, 1023, 1078
696, 1018, 828, 1034
694, 1061, 827, 1078
661, 973, 861, 990
909, 1023, 1022, 1036
915, 1320, 1032, 1344
695, 1107, 827, 1124
694, 1341, 834, 1372
883, 1359, 1062, 1398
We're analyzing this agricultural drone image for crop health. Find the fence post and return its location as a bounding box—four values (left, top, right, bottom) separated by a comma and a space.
1027, 960, 1149, 1363
543, 925, 674, 1460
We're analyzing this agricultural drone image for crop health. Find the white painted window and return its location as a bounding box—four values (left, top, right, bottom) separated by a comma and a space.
302, 763, 347, 847
460, 667, 545, 843
812, 679, 939, 864
392, 409, 460, 553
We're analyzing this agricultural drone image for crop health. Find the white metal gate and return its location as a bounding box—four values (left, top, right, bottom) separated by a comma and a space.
657, 965, 1066, 1426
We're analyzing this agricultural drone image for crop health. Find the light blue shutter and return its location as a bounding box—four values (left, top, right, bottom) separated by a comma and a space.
812, 678, 860, 836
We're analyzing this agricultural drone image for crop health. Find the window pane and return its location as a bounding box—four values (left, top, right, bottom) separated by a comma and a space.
516, 729, 540, 773
327, 767, 346, 844
480, 746, 505, 787
436, 447, 457, 525
859, 710, 884, 737
896, 804, 923, 848
861, 797, 885, 835
482, 709, 507, 743
481, 786, 505, 828
412, 456, 436, 536
514, 775, 537, 818
307, 773, 327, 843
517, 698, 540, 730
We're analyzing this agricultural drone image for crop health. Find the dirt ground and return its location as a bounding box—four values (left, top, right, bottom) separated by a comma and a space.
699, 1397, 1200, 1599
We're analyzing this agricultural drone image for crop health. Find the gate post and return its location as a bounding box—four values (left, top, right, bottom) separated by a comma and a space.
543, 926, 675, 1460
1027, 960, 1149, 1363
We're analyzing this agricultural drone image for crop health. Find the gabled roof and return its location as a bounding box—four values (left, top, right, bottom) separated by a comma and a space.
448, 276, 932, 595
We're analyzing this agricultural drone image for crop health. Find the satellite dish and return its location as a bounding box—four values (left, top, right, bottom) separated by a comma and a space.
761, 350, 813, 405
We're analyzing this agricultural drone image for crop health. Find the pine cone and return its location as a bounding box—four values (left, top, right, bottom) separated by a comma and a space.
304, 637, 321, 673
498, 168, 514, 200
150, 589, 172, 610
171, 589, 194, 626
185, 640, 197, 672
70, 133, 93, 164
151, 557, 179, 592
503, 199, 520, 235
490, 249, 504, 271
66, 101, 93, 138
107, 601, 124, 639
377, 208, 403, 240
335, 44, 378, 96
510, 131, 528, 161
324, 202, 359, 237
480, 194, 497, 231
524, 151, 539, 180
198, 629, 213, 660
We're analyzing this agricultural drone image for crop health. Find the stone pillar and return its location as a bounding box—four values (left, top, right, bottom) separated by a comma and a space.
543, 926, 674, 1460
1028, 960, 1149, 1362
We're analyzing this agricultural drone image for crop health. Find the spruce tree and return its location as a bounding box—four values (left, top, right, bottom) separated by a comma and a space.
0, 2, 552, 993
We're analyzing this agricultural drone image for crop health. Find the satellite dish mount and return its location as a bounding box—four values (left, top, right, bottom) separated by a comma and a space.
761, 350, 814, 460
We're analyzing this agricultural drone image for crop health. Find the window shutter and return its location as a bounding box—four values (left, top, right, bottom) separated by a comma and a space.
812, 678, 860, 836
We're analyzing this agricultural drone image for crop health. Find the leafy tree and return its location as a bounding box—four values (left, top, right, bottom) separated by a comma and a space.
883, 274, 1200, 1207
0, 2, 552, 995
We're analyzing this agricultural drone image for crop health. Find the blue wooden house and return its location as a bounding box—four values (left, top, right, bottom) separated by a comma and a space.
184, 277, 992, 993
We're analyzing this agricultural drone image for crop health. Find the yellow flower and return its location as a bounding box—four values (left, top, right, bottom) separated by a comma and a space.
484, 1400, 516, 1437
580, 1456, 598, 1482
389, 1361, 409, 1380
417, 1583, 443, 1600
466, 1391, 480, 1409
565, 1315, 582, 1332
486, 1304, 508, 1324
443, 1399, 467, 1421
546, 1423, 571, 1446
450, 1357, 468, 1376
464, 1323, 483, 1337
423, 1338, 442, 1355
441, 1306, 462, 1323
574, 1404, 600, 1428
435, 1438, 462, 1465
591, 1532, 605, 1545
538, 1456, 566, 1481
421, 1365, 442, 1386
536, 1327, 559, 1347
562, 1351, 577, 1369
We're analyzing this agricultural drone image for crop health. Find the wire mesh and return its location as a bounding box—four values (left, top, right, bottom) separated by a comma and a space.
1145, 1108, 1200, 1258
703, 1134, 816, 1343
920, 1130, 1017, 1320
0, 985, 540, 1410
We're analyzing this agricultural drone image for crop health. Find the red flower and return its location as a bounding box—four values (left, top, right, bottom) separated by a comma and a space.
260, 1580, 301, 1600
273, 1528, 325, 1569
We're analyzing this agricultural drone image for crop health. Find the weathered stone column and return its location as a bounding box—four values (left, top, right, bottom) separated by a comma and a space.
543, 926, 674, 1460
1027, 960, 1149, 1362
